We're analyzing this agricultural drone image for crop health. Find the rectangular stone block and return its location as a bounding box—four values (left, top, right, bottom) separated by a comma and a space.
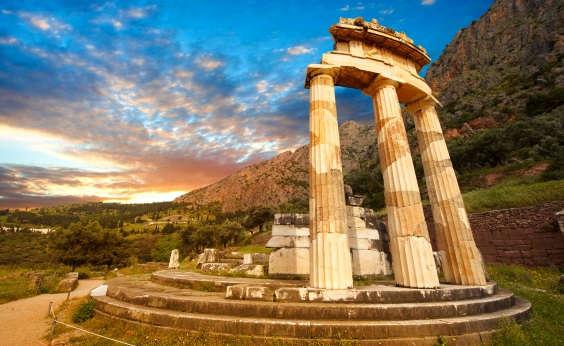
271, 225, 310, 237
274, 213, 309, 226
351, 249, 392, 276
348, 228, 381, 240
266, 236, 310, 248
268, 248, 310, 275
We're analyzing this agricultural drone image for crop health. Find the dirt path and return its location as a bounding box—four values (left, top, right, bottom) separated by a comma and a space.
0, 279, 104, 346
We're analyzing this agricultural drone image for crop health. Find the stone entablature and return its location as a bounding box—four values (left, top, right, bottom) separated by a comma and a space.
332, 17, 429, 70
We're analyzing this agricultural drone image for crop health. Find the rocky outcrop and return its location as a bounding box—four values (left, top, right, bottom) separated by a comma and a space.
426, 0, 563, 124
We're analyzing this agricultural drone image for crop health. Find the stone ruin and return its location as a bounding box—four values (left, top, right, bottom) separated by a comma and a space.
91, 18, 531, 343
196, 248, 268, 277
267, 203, 393, 279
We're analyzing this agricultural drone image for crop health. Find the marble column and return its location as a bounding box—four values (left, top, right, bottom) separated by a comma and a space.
408, 97, 487, 285
308, 73, 353, 289
365, 78, 439, 288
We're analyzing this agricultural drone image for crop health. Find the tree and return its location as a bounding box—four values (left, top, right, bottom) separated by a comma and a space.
243, 207, 274, 233
217, 221, 244, 248
161, 223, 176, 234
50, 220, 126, 270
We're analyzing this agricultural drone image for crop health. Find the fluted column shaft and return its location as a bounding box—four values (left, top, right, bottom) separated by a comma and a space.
409, 98, 487, 285
308, 73, 353, 289
367, 79, 439, 288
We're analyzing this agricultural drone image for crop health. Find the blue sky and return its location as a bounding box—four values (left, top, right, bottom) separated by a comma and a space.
0, 0, 493, 207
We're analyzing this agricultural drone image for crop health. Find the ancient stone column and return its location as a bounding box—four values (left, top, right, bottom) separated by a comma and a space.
365, 78, 439, 288
408, 97, 487, 285
308, 72, 353, 289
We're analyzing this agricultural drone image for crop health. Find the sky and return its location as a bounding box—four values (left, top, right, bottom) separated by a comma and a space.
0, 0, 493, 208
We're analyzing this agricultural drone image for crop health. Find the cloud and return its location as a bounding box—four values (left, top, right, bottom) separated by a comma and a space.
421, 0, 436, 5
18, 12, 71, 34
196, 56, 224, 71
379, 8, 395, 15
0, 37, 18, 45
123, 6, 156, 19
340, 2, 365, 11
286, 45, 314, 56
256, 80, 268, 93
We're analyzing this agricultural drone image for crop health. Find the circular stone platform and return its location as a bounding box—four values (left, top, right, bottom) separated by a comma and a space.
92, 270, 531, 345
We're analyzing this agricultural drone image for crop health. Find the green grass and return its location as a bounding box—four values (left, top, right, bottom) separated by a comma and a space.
462, 179, 564, 213
487, 264, 564, 345
235, 245, 272, 254
0, 266, 67, 303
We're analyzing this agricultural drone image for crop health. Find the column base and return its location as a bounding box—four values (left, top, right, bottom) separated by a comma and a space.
390, 236, 440, 289
310, 232, 353, 289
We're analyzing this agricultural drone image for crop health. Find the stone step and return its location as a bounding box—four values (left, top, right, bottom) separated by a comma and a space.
106, 279, 515, 321
93, 295, 531, 340
151, 270, 302, 292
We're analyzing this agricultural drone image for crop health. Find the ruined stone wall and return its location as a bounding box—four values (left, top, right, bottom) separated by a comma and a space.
425, 202, 564, 266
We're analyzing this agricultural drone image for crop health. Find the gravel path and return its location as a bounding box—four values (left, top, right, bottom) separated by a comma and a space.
0, 279, 104, 346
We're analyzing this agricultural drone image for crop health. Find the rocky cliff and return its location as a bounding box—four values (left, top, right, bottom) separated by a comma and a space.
426, 0, 563, 130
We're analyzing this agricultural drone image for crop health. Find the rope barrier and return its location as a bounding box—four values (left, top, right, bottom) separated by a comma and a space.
48, 301, 136, 346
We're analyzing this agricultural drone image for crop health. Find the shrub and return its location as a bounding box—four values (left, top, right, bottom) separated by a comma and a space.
72, 298, 96, 323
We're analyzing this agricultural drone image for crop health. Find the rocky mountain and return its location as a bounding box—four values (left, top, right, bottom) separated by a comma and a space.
175, 121, 377, 211
426, 0, 563, 131
177, 0, 563, 212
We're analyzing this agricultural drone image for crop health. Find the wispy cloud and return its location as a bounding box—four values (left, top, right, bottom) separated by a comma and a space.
340, 2, 365, 11
286, 45, 314, 56
379, 8, 395, 15
421, 0, 436, 5
18, 12, 71, 34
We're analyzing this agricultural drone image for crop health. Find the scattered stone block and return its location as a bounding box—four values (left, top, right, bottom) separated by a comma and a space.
197, 248, 218, 268
56, 272, 79, 293
199, 262, 234, 273
90, 284, 108, 297
168, 249, 180, 269
229, 264, 265, 277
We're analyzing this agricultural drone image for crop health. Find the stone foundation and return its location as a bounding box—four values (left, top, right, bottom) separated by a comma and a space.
267, 209, 392, 278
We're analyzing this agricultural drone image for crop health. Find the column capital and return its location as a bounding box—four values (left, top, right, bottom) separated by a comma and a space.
305, 64, 340, 89
406, 96, 436, 113
363, 76, 399, 96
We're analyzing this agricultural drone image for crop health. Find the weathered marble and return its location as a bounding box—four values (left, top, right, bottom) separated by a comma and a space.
408, 97, 486, 285
366, 78, 439, 288
308, 72, 353, 289
168, 249, 180, 269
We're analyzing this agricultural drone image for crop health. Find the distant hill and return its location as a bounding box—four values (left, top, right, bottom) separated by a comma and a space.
177, 0, 563, 212
175, 121, 377, 211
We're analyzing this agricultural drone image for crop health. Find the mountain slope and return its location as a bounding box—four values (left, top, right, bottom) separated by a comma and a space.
175, 121, 377, 211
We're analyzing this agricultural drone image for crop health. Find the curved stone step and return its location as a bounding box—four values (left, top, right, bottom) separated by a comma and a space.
106, 278, 514, 321
151, 270, 302, 292
93, 295, 531, 340
152, 270, 497, 303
